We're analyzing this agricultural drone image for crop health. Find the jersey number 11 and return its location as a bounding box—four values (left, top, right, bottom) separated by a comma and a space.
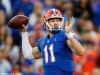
44, 44, 56, 63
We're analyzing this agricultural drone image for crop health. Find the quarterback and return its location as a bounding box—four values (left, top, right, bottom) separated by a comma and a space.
21, 9, 84, 75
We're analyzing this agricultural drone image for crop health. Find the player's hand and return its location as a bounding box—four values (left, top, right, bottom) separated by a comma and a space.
65, 17, 74, 33
20, 24, 28, 32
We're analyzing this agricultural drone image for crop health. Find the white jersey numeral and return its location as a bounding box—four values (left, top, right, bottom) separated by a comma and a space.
44, 45, 48, 63
44, 44, 55, 63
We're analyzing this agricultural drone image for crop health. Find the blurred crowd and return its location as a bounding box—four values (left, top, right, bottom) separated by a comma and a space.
0, 0, 100, 75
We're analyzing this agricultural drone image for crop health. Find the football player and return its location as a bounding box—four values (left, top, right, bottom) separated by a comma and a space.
21, 8, 84, 75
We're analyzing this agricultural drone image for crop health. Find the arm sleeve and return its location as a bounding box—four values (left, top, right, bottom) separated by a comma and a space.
21, 32, 33, 59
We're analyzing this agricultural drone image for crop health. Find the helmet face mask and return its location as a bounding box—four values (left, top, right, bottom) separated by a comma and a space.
44, 9, 64, 32
47, 18, 63, 31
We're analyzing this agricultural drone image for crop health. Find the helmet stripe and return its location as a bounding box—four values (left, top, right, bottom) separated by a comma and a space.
52, 9, 56, 16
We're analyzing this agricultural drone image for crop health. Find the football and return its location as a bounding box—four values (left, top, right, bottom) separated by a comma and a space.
8, 15, 29, 29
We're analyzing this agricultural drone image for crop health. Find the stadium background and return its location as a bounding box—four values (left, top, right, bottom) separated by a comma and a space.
0, 0, 100, 75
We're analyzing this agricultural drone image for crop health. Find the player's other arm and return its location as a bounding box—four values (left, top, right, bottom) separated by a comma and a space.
65, 18, 84, 56
67, 35, 84, 56
21, 25, 40, 59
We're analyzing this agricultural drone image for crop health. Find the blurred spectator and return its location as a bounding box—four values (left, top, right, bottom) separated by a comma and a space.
74, 54, 82, 75
55, 0, 65, 14
0, 35, 20, 74
0, 25, 7, 45
76, 18, 87, 35
1, 0, 12, 16
12, 62, 21, 74
63, 1, 73, 18
22, 59, 38, 75
0, 5, 6, 26
32, 23, 47, 44
31, 0, 41, 3
34, 57, 43, 75
74, 16, 99, 75
63, 1, 78, 31
10, 0, 20, 8
0, 47, 12, 74
43, 0, 55, 11
78, 20, 97, 41
4, 35, 20, 65
13, 0, 34, 16
93, 53, 100, 75
29, 2, 43, 31
74, 0, 93, 19
74, 34, 99, 75
0, 6, 11, 45
92, 0, 100, 29
55, 0, 62, 11
80, 41, 98, 75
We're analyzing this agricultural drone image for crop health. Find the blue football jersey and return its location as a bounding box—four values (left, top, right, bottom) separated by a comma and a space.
37, 31, 74, 73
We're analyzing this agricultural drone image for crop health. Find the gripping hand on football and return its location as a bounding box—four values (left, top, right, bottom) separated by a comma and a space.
20, 24, 28, 32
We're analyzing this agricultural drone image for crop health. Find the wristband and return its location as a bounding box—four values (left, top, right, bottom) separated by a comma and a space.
66, 32, 74, 39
